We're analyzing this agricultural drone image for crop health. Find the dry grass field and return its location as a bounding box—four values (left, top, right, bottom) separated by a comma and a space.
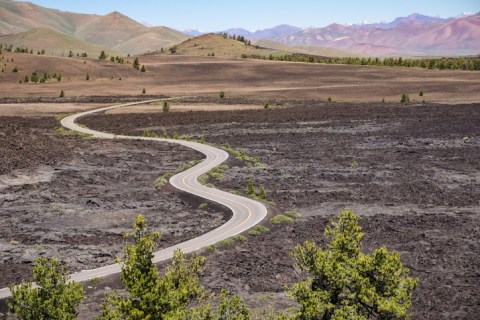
1, 51, 480, 103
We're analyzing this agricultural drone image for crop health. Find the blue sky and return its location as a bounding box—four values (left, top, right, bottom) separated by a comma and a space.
26, 0, 479, 31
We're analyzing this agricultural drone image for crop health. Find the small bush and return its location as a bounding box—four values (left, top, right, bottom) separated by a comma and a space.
12, 65, 18, 72
248, 225, 270, 236
271, 214, 294, 224
419, 90, 424, 97
198, 203, 207, 209
155, 172, 173, 189
327, 96, 332, 102
284, 210, 303, 219
86, 73, 90, 81
219, 91, 225, 99
59, 90, 65, 98
350, 160, 359, 169
142, 88, 146, 94
141, 65, 146, 72
142, 129, 158, 138
205, 245, 216, 252
162, 101, 170, 112
400, 93, 410, 103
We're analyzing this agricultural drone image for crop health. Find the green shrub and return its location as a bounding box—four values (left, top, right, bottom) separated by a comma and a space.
400, 93, 410, 103
142, 129, 158, 138
198, 203, 207, 209
271, 214, 294, 224
219, 91, 225, 99
59, 90, 65, 98
284, 210, 303, 219
248, 225, 270, 236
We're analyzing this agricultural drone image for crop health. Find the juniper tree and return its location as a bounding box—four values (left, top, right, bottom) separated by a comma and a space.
289, 210, 417, 320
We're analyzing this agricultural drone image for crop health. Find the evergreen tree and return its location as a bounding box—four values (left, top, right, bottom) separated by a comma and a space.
133, 58, 140, 70
100, 215, 206, 319
141, 64, 146, 72
289, 210, 417, 319
8, 258, 84, 320
99, 50, 107, 60
247, 177, 255, 196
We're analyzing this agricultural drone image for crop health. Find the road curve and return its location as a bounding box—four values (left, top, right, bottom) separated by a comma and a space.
0, 100, 268, 299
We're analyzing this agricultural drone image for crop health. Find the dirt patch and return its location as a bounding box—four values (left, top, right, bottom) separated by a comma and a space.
0, 103, 105, 116
79, 101, 480, 319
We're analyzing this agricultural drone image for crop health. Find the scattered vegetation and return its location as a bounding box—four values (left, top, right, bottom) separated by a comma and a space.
222, 143, 267, 168
248, 225, 270, 236
419, 90, 424, 97
59, 90, 65, 98
198, 165, 229, 186
98, 50, 107, 60
56, 127, 92, 139
219, 91, 225, 99
9, 212, 416, 319
142, 129, 158, 138
271, 214, 295, 224
284, 210, 303, 219
198, 202, 208, 209
155, 172, 173, 189
133, 57, 140, 70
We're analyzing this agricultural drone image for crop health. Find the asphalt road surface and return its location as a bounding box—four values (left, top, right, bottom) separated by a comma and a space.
0, 100, 268, 299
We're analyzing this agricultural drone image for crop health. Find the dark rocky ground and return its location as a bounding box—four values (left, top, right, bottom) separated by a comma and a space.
1, 100, 479, 319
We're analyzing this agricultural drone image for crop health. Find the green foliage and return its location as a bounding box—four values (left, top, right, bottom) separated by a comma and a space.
400, 93, 410, 103
240, 54, 480, 71
155, 172, 173, 189
258, 184, 267, 200
8, 258, 84, 320
24, 75, 29, 83
163, 101, 170, 112
264, 100, 270, 109
222, 143, 267, 168
162, 131, 170, 139
172, 132, 180, 139
198, 165, 229, 186
12, 65, 18, 72
351, 160, 359, 169
133, 58, 140, 70
142, 129, 158, 138
56, 127, 93, 139
198, 202, 208, 209
59, 90, 65, 98
271, 214, 295, 225
284, 211, 303, 219
218, 235, 247, 248
57, 73, 62, 82
327, 96, 332, 103
247, 177, 255, 196
289, 210, 417, 320
248, 225, 270, 236
99, 50, 107, 60
419, 90, 424, 97
219, 91, 225, 99
100, 215, 206, 319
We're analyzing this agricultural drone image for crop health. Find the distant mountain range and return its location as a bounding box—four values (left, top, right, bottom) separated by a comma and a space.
0, 0, 188, 55
0, 0, 478, 57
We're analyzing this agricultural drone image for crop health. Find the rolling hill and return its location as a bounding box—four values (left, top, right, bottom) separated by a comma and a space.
161, 33, 286, 58
0, 28, 121, 57
0, 0, 188, 55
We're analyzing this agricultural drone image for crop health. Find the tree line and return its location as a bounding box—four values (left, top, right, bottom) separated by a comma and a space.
241, 53, 480, 71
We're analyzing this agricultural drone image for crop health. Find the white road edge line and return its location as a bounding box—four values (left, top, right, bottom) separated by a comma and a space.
0, 99, 268, 299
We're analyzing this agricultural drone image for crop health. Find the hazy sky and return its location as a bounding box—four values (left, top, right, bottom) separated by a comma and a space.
26, 0, 479, 31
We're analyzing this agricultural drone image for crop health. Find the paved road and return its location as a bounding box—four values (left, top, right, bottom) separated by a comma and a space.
0, 100, 268, 299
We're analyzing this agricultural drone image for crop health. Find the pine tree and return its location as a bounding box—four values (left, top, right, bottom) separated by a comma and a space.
290, 210, 417, 319
141, 64, 146, 72
99, 50, 107, 60
247, 177, 255, 196
133, 58, 140, 70
59, 90, 64, 98
8, 258, 84, 319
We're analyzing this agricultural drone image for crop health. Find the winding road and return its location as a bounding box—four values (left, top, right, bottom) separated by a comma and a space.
0, 100, 268, 299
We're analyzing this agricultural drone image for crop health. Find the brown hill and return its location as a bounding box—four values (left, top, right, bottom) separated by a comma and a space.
0, 28, 121, 57
0, 0, 188, 55
164, 34, 284, 58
